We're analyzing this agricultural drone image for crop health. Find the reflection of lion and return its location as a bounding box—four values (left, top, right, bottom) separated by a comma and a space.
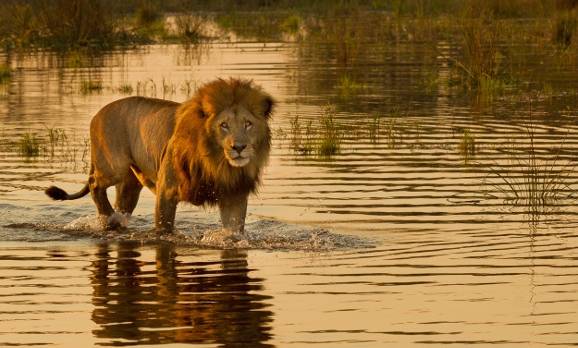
46, 78, 274, 233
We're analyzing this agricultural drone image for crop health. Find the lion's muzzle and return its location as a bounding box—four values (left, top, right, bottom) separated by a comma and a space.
225, 143, 252, 167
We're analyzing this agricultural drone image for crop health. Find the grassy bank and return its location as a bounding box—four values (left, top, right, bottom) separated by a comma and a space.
0, 0, 210, 50
1, 0, 576, 50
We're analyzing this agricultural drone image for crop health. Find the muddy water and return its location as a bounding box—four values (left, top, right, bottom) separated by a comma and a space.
2, 38, 578, 347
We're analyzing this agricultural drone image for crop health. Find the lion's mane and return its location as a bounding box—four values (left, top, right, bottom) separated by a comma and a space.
170, 78, 274, 206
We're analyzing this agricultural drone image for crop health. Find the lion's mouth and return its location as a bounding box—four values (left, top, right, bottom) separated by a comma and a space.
226, 155, 250, 168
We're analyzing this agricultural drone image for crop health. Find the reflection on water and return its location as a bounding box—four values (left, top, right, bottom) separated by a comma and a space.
2, 235, 578, 347
91, 242, 273, 347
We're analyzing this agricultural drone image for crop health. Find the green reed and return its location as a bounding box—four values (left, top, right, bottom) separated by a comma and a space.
116, 83, 134, 95
452, 13, 505, 95
289, 114, 313, 155
45, 126, 67, 156
174, 15, 206, 42
553, 11, 577, 49
80, 80, 104, 95
337, 75, 365, 97
281, 14, 302, 34
368, 113, 382, 144
458, 129, 476, 163
136, 79, 157, 97
0, 65, 10, 84
485, 124, 574, 210
318, 105, 341, 157
18, 133, 41, 157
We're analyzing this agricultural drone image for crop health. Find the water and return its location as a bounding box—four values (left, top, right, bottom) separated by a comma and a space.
2, 31, 578, 346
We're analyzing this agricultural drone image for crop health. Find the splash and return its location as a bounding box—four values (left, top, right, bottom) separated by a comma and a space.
5, 214, 374, 251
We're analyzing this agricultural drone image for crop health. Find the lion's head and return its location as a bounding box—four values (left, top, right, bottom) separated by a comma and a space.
172, 78, 274, 205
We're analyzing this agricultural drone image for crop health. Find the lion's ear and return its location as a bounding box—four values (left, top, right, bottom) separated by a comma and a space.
262, 96, 275, 119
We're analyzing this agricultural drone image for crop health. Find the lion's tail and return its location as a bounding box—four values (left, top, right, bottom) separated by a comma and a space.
45, 183, 90, 201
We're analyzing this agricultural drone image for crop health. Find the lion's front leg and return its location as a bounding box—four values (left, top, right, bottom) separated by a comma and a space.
218, 192, 248, 234
155, 192, 178, 234
155, 159, 178, 234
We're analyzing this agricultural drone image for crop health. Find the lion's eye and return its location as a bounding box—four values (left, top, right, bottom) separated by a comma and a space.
245, 120, 253, 130
220, 122, 229, 131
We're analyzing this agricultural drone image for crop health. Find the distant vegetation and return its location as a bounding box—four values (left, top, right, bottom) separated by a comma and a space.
0, 0, 576, 50
0, 64, 10, 84
0, 0, 210, 50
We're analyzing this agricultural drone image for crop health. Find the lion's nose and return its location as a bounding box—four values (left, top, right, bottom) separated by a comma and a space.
232, 143, 246, 153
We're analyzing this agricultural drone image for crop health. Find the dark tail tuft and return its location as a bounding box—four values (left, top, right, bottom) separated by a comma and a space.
45, 186, 69, 200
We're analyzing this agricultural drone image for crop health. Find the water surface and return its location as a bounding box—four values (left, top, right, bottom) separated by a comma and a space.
1, 31, 578, 346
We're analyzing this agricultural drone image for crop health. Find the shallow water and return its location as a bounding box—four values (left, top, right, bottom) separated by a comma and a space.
2, 31, 578, 346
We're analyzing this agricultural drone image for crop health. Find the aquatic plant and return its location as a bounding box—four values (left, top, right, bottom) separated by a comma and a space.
289, 114, 313, 154
136, 79, 157, 97
484, 122, 574, 211
453, 16, 503, 94
422, 69, 439, 94
281, 14, 302, 34
180, 80, 196, 97
318, 105, 341, 157
458, 129, 476, 163
136, 1, 161, 27
174, 14, 205, 42
162, 78, 177, 97
80, 80, 104, 95
368, 113, 382, 144
553, 12, 577, 48
0, 64, 10, 84
116, 83, 134, 95
18, 133, 41, 157
385, 116, 404, 149
337, 75, 365, 97
45, 127, 67, 156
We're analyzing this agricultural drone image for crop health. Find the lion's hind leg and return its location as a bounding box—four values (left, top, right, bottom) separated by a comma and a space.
89, 167, 127, 230
89, 179, 115, 230
114, 170, 143, 217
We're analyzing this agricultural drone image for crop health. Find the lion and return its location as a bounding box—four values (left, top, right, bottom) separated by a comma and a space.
45, 78, 274, 234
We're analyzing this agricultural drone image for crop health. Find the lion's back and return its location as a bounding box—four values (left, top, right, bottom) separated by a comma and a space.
90, 96, 181, 180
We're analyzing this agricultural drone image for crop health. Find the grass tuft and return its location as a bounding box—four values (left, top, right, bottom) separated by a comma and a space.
318, 105, 341, 157
174, 14, 205, 42
458, 129, 476, 163
0, 65, 10, 84
337, 75, 365, 97
281, 14, 302, 34
484, 120, 575, 217
18, 133, 41, 157
116, 83, 134, 95
553, 12, 577, 48
80, 80, 103, 95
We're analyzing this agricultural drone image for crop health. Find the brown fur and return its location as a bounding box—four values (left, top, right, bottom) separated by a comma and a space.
45, 78, 274, 233
172, 78, 273, 206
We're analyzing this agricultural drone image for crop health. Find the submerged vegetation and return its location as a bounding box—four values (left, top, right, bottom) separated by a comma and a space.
459, 129, 477, 163
7, 128, 90, 172
18, 133, 41, 157
318, 105, 341, 157
80, 80, 104, 95
336, 75, 365, 97
0, 65, 10, 84
287, 105, 342, 158
484, 124, 575, 215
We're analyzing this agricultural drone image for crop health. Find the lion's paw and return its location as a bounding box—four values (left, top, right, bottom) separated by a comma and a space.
99, 212, 130, 230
